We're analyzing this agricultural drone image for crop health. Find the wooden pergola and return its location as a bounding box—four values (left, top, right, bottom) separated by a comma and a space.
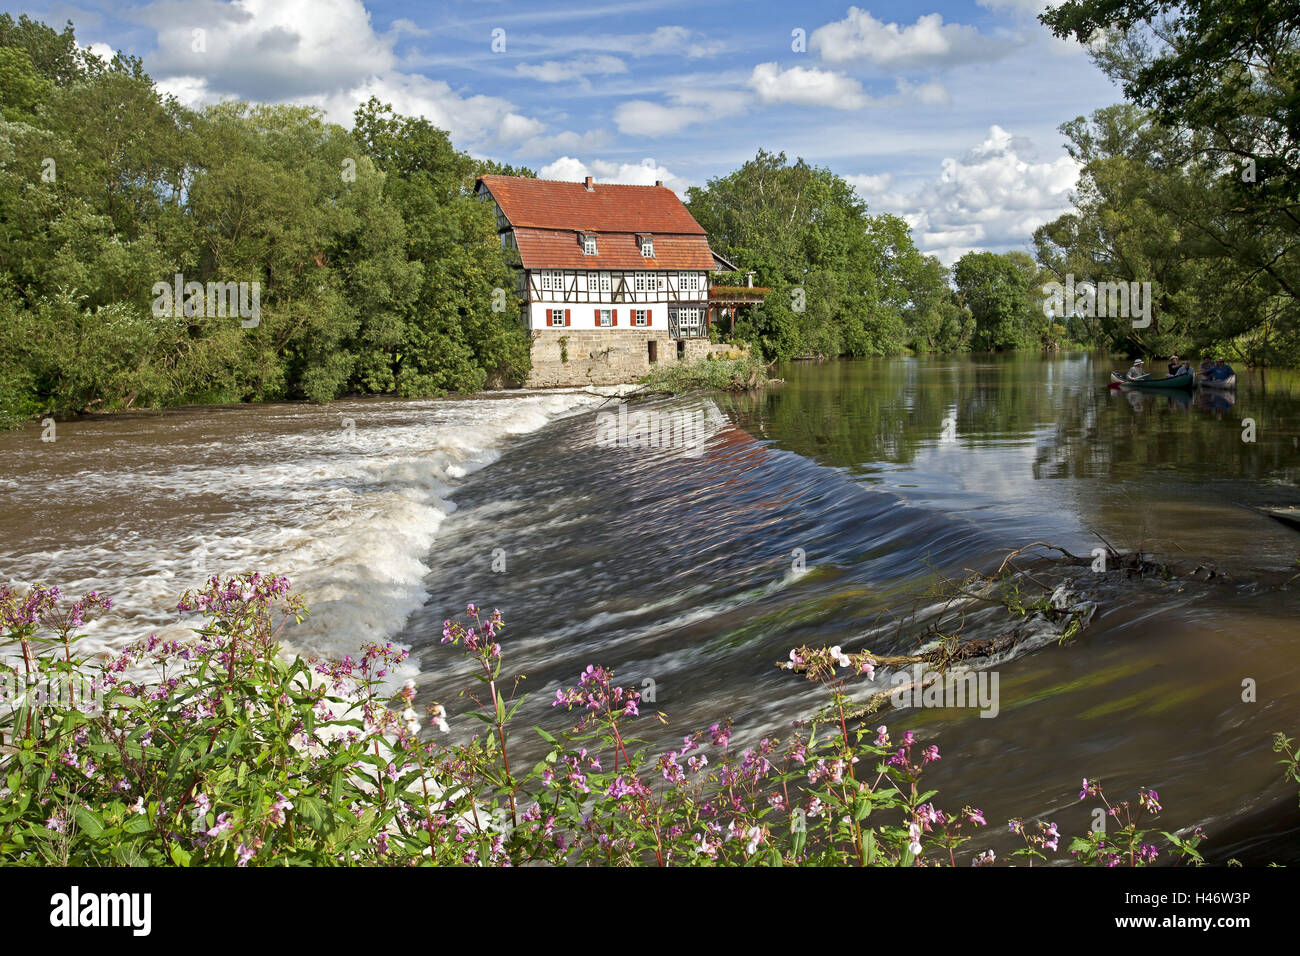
707, 282, 770, 338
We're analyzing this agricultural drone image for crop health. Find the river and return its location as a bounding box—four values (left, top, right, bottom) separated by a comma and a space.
2, 353, 1299, 863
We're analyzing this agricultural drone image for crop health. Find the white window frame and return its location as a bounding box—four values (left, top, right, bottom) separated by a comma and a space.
634, 272, 655, 294
598, 309, 613, 327
633, 309, 648, 327
539, 270, 563, 293
679, 272, 700, 294
641, 238, 654, 257
672, 307, 703, 337
583, 235, 597, 256
549, 308, 565, 326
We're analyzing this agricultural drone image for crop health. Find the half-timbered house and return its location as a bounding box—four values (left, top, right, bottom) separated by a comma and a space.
475, 174, 742, 386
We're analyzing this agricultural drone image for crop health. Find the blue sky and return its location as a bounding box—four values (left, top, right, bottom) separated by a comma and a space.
18, 0, 1122, 263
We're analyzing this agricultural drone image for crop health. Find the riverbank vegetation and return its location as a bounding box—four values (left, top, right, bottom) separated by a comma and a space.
0, 14, 530, 428
638, 354, 771, 395
5, 574, 1296, 866
1036, 0, 1299, 368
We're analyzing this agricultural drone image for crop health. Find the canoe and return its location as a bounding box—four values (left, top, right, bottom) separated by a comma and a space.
1199, 373, 1237, 390
1110, 370, 1195, 389
1255, 506, 1300, 532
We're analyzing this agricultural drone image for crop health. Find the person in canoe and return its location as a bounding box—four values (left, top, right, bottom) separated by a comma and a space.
1167, 354, 1181, 375
1124, 358, 1149, 380
1205, 358, 1235, 382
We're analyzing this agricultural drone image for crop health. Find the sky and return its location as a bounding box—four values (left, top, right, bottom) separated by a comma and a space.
16, 0, 1123, 264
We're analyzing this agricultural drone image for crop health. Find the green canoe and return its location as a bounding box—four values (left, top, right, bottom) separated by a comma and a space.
1110, 370, 1195, 389
1256, 506, 1300, 532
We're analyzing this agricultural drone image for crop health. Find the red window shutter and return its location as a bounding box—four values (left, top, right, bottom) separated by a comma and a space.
594, 308, 600, 325
545, 312, 552, 327
564, 309, 571, 327
612, 309, 618, 326
646, 309, 652, 326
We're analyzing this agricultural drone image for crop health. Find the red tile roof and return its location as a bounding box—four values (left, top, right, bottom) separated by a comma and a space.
478, 175, 707, 235
512, 228, 715, 270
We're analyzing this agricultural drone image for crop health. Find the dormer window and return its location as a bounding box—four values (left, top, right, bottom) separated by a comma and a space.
582, 234, 597, 256
640, 235, 655, 257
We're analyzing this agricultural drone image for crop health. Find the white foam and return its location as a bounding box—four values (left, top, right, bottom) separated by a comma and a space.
2, 392, 606, 671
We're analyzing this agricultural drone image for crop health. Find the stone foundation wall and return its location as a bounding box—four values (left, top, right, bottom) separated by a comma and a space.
524, 330, 748, 387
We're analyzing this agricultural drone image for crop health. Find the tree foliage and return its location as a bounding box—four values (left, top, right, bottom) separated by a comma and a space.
1038, 0, 1300, 363
686, 150, 964, 360
0, 15, 531, 422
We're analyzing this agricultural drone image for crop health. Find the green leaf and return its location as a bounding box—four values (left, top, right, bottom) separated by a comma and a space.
862, 828, 878, 865
74, 807, 104, 839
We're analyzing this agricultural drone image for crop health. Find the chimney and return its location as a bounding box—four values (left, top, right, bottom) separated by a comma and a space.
584, 176, 594, 192
654, 179, 663, 187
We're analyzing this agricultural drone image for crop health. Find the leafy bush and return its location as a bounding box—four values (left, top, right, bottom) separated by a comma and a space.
639, 355, 770, 395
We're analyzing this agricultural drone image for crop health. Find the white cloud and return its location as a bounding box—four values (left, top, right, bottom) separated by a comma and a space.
847, 172, 893, 194
853, 126, 1080, 264
383, 18, 431, 41
307, 72, 544, 146
614, 100, 707, 136
523, 25, 724, 61
613, 86, 757, 137
669, 88, 752, 118
845, 172, 912, 215
537, 156, 690, 195
748, 63, 869, 110
811, 8, 1010, 68
538, 156, 592, 182
135, 0, 549, 150
496, 112, 548, 142
895, 78, 952, 108
517, 128, 610, 156
516, 54, 627, 84
638, 25, 725, 59
81, 41, 117, 63
144, 0, 395, 100
155, 74, 211, 107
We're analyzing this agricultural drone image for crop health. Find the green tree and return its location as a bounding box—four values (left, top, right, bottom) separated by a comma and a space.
1041, 0, 1300, 357
953, 251, 1039, 351
353, 98, 530, 393
687, 150, 933, 359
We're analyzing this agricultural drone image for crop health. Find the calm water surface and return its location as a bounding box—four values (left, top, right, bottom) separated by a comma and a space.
2, 353, 1298, 862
